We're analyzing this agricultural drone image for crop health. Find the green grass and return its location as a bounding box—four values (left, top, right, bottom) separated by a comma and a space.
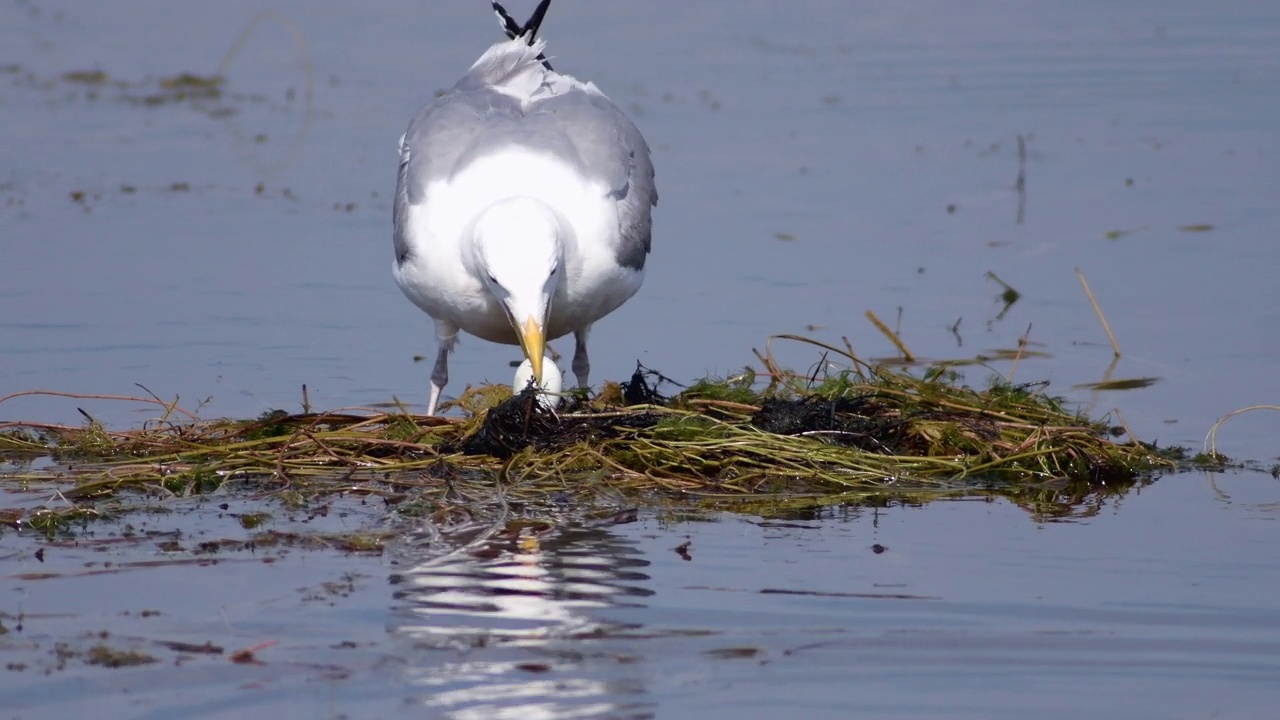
0, 353, 1184, 535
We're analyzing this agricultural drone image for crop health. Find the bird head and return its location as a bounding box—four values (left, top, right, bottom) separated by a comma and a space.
472, 197, 564, 383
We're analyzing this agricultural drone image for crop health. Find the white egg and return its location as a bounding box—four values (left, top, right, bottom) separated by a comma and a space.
512, 355, 563, 410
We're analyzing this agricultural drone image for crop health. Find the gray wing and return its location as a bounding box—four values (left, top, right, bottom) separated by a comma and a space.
527, 84, 658, 270
394, 78, 657, 270
393, 88, 500, 266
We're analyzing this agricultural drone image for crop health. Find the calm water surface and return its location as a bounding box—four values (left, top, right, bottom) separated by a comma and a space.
2, 0, 1278, 717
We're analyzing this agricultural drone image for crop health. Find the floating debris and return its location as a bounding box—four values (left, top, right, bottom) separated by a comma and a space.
62, 70, 109, 85
0, 350, 1181, 537
1073, 377, 1161, 391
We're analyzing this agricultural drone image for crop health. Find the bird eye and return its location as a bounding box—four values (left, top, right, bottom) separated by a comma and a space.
549, 266, 558, 276
487, 273, 498, 285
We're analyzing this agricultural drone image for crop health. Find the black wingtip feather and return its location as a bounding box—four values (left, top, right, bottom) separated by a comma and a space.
490, 0, 554, 71
492, 1, 522, 40
523, 0, 552, 41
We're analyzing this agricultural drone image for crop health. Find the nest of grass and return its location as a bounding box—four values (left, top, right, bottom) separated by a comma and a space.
0, 350, 1175, 535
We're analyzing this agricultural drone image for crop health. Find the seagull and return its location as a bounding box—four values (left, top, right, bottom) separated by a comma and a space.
393, 0, 657, 416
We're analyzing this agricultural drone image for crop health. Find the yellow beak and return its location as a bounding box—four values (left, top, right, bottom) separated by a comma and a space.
518, 316, 545, 383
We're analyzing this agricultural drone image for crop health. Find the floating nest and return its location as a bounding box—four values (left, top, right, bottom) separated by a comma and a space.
0, 355, 1180, 535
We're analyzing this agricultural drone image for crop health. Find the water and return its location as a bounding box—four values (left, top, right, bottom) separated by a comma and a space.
2, 481, 1276, 718
387, 480, 1280, 719
2, 0, 1279, 717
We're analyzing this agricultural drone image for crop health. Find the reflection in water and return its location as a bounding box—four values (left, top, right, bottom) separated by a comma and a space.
999, 474, 1157, 523
390, 513, 654, 719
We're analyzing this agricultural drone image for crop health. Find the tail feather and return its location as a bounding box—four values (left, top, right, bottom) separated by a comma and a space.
491, 0, 554, 71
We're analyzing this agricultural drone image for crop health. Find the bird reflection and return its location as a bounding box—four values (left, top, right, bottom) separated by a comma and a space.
389, 513, 654, 719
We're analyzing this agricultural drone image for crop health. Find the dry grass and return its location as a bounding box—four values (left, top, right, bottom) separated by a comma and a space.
1, 343, 1180, 535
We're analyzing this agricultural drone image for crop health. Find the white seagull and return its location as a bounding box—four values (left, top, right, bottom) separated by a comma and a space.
393, 0, 657, 415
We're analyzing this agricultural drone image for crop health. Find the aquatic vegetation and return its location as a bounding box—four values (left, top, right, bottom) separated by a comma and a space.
0, 346, 1184, 536
62, 70, 109, 85
85, 645, 158, 668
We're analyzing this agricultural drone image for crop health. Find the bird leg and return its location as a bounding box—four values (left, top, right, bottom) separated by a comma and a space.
572, 326, 591, 388
427, 323, 459, 416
